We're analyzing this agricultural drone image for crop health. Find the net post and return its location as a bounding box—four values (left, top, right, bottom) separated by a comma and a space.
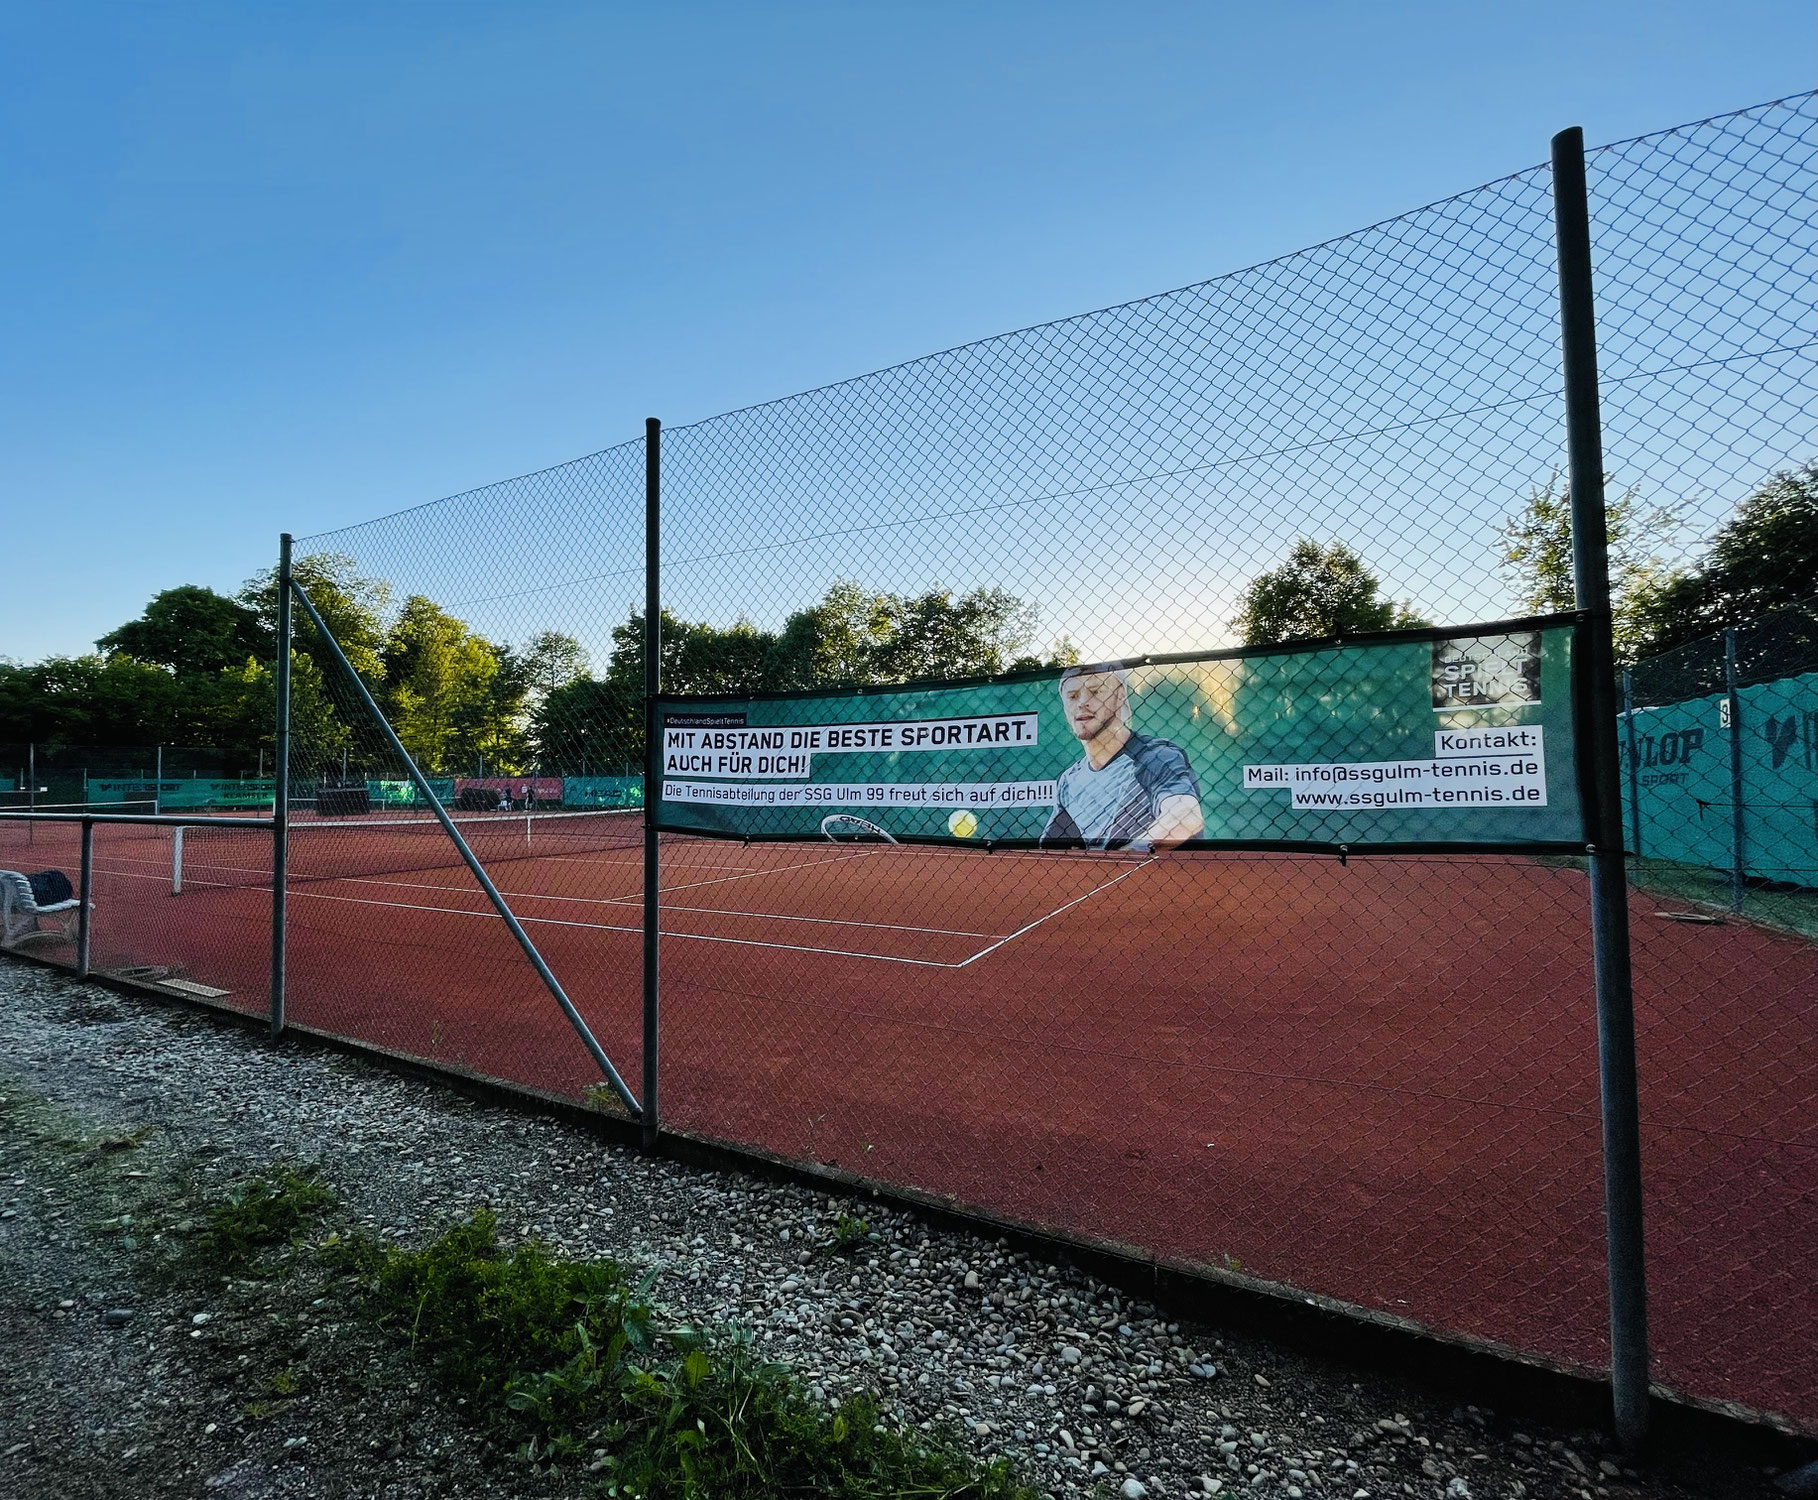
1723, 627, 1746, 912
642, 415, 662, 1151
76, 818, 93, 978
171, 825, 184, 896
271, 533, 293, 1039
1552, 124, 1649, 1455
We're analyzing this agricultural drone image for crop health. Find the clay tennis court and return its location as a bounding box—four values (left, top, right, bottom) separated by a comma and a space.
4, 811, 1812, 1430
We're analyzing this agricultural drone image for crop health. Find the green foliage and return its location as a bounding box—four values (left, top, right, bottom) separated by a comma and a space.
764, 582, 1043, 690
531, 676, 642, 776
187, 1165, 333, 1276
1231, 540, 1428, 646
331, 1209, 630, 1424
241, 552, 393, 686
1629, 462, 1818, 657
1499, 463, 1818, 663
1498, 474, 1688, 663
0, 653, 193, 744
9, 561, 1062, 774
331, 1211, 1035, 1498
382, 595, 524, 774
95, 585, 268, 676
584, 583, 1059, 766
823, 1214, 873, 1256
522, 631, 591, 697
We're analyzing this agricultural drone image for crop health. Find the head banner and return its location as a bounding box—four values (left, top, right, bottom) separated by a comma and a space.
655, 618, 1584, 850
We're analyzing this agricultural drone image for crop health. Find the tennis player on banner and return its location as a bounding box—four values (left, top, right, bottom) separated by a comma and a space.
1040, 665, 1204, 851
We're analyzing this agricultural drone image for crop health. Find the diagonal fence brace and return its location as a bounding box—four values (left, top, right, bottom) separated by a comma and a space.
285, 575, 642, 1118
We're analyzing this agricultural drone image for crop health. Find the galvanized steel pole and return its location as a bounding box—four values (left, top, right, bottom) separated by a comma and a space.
1552, 125, 1650, 1453
77, 819, 93, 978
271, 534, 293, 1038
643, 416, 662, 1150
1724, 628, 1747, 913
1622, 669, 1643, 859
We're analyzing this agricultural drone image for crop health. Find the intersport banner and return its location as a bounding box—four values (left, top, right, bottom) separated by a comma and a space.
655, 619, 1584, 849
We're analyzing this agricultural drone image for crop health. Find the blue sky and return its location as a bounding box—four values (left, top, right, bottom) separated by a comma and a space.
2, 0, 1811, 662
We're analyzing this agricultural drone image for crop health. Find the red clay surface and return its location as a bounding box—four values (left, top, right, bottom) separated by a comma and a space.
3, 815, 1812, 1429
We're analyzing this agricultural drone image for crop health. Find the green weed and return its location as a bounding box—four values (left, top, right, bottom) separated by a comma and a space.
330, 1210, 1035, 1498
185, 1165, 333, 1276
583, 1083, 633, 1116
823, 1214, 874, 1257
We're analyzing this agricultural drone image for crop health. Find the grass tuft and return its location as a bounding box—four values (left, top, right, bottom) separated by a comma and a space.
186, 1165, 333, 1276
330, 1210, 1036, 1498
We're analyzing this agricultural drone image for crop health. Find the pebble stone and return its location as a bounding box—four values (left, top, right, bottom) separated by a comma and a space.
0, 960, 1748, 1500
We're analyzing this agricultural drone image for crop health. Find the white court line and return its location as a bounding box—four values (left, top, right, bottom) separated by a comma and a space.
283, 888, 962, 967
87, 864, 975, 965
953, 859, 1153, 967
87, 846, 1145, 968
326, 847, 874, 902
320, 875, 997, 938
104, 845, 969, 934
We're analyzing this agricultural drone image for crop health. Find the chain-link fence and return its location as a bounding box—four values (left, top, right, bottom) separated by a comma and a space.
2, 95, 1811, 1433
0, 743, 276, 1006
1618, 598, 1815, 1431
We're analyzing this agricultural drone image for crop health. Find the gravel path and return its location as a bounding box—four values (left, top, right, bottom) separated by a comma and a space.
0, 959, 1784, 1499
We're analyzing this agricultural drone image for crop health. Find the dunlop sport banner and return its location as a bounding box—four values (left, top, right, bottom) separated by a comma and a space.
1621, 672, 1817, 884
655, 619, 1584, 849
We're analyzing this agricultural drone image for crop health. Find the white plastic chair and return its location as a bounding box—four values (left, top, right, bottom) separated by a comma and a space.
0, 869, 84, 949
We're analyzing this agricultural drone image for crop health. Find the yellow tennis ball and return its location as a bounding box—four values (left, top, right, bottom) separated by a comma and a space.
948, 809, 979, 838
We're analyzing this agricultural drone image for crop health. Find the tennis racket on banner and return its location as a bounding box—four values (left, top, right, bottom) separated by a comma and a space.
820, 814, 899, 844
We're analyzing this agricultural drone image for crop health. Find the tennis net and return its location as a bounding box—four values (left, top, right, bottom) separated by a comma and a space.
168, 807, 643, 891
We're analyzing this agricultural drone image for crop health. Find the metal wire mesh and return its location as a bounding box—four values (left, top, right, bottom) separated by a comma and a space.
0, 742, 274, 1011
118, 92, 1810, 1429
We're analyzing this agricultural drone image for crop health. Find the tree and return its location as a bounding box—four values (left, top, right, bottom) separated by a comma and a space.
763, 581, 893, 690
240, 552, 391, 686
1231, 541, 1428, 646
452, 640, 532, 774
381, 596, 503, 773
207, 653, 349, 763
763, 580, 1045, 689
1498, 475, 1685, 663
866, 587, 1039, 683
1630, 462, 1818, 656
521, 631, 590, 697
0, 655, 192, 745
529, 678, 640, 775
96, 586, 267, 676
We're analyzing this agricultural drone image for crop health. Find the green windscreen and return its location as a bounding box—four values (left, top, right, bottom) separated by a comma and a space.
655, 619, 1584, 849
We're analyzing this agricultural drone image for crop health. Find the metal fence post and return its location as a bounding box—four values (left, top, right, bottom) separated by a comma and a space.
1553, 124, 1650, 1453
642, 415, 662, 1151
76, 818, 93, 978
1723, 627, 1747, 912
271, 534, 293, 1038
1622, 669, 1643, 859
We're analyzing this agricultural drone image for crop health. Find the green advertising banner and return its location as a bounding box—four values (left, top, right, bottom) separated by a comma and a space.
1621, 672, 1816, 885
89, 778, 274, 810
367, 778, 454, 807
562, 776, 645, 809
655, 619, 1584, 849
